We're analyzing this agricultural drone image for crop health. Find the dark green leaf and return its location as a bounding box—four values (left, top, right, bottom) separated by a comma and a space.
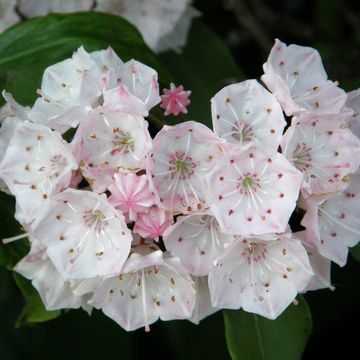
223, 296, 312, 360
13, 273, 60, 326
160, 20, 245, 127
0, 12, 171, 107
350, 243, 360, 261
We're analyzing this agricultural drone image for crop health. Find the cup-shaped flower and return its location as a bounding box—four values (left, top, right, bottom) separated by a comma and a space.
163, 213, 233, 276
301, 174, 360, 266
206, 145, 302, 235
90, 237, 195, 332
282, 123, 360, 197
72, 106, 152, 193
261, 39, 346, 116
211, 80, 286, 152
147, 121, 225, 214
32, 189, 132, 279
208, 233, 313, 319
0, 122, 77, 223
29, 47, 103, 133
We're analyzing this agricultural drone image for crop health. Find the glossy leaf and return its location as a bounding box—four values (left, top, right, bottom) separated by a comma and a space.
223, 297, 312, 360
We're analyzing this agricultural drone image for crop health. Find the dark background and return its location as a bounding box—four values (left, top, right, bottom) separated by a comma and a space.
1, 0, 360, 359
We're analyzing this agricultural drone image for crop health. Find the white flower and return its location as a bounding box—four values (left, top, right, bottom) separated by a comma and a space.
32, 189, 132, 279
208, 233, 313, 319
0, 122, 77, 223
90, 236, 195, 331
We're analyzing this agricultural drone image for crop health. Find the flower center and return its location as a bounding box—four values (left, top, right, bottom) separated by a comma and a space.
175, 158, 189, 172
292, 142, 312, 171
50, 155, 68, 178
242, 176, 253, 187
112, 128, 134, 154
232, 121, 254, 143
83, 209, 107, 233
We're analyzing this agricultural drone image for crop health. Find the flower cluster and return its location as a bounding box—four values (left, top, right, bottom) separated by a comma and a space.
1, 39, 359, 331
0, 0, 199, 53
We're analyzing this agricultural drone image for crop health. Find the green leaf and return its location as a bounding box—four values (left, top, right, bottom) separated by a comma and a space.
13, 273, 60, 326
0, 12, 171, 107
160, 20, 245, 127
350, 243, 360, 261
223, 296, 312, 360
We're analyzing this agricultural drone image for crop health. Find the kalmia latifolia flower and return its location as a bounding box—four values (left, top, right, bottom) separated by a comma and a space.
147, 121, 225, 213
160, 83, 191, 116
211, 80, 286, 152
206, 145, 303, 235
1, 41, 360, 331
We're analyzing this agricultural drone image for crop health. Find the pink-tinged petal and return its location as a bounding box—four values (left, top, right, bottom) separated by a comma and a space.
32, 189, 132, 279
90, 237, 195, 332
147, 121, 225, 214
108, 173, 155, 221
163, 213, 233, 276
0, 122, 77, 224
346, 89, 360, 137
294, 107, 354, 132
208, 234, 313, 319
103, 85, 147, 116
115, 59, 161, 111
189, 276, 220, 324
206, 145, 302, 235
72, 106, 152, 193
211, 80, 286, 152
295, 231, 333, 292
261, 39, 346, 116
14, 237, 84, 311
160, 83, 191, 116
282, 123, 360, 197
134, 206, 174, 240
301, 174, 360, 266
18, 0, 94, 17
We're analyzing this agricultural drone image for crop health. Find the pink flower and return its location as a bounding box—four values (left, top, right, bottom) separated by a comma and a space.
211, 80, 286, 152
261, 39, 346, 116
208, 233, 313, 319
160, 83, 191, 116
108, 173, 155, 221
206, 144, 303, 235
346, 89, 360, 137
134, 206, 173, 240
